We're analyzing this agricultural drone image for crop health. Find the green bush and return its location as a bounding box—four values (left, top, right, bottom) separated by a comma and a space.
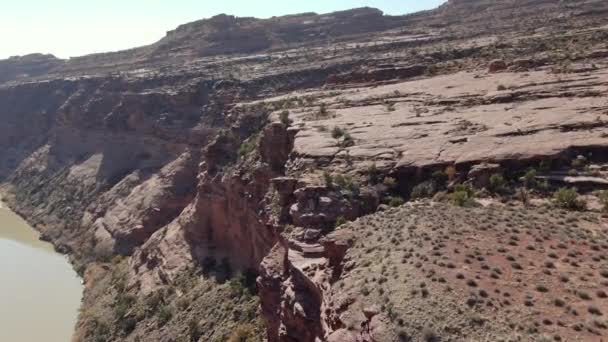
523, 169, 537, 188
335, 216, 347, 228
238, 137, 258, 157
367, 163, 380, 184
157, 305, 173, 327
411, 181, 438, 199
334, 175, 359, 195
388, 196, 405, 207
571, 156, 587, 169
454, 184, 474, 197
323, 171, 333, 187
452, 184, 475, 207
279, 110, 292, 126
553, 187, 585, 210
489, 174, 505, 192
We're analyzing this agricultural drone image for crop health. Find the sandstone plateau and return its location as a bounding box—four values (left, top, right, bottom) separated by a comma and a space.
2, 0, 608, 341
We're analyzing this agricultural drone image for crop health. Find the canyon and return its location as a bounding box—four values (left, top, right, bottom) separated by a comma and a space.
2, 0, 608, 341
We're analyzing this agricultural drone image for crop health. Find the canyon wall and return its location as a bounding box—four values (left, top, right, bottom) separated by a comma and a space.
1, 1, 608, 341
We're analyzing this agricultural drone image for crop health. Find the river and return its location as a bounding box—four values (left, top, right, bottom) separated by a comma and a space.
0, 201, 83, 342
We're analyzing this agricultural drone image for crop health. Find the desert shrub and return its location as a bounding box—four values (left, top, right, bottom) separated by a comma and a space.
334, 175, 359, 194
229, 269, 258, 297
489, 174, 505, 193
238, 136, 258, 157
553, 187, 585, 210
279, 110, 292, 126
157, 305, 173, 326
334, 174, 347, 188
187, 319, 202, 342
452, 184, 475, 207
341, 133, 355, 147
383, 177, 398, 189
145, 291, 165, 313
598, 190, 608, 212
523, 169, 537, 188
454, 184, 474, 197
388, 196, 405, 207
113, 293, 136, 320
118, 317, 137, 336
335, 216, 347, 228
367, 163, 380, 184
323, 171, 333, 187
571, 155, 587, 168
411, 181, 438, 199
331, 126, 344, 139
85, 318, 111, 342
319, 103, 328, 116
227, 323, 258, 342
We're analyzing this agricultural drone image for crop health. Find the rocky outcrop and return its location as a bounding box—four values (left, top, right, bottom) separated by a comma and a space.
258, 230, 356, 342
0, 53, 63, 84
289, 187, 379, 230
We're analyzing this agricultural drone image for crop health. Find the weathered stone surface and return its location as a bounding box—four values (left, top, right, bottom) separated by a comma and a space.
488, 59, 507, 73
467, 163, 501, 189
1, 0, 608, 341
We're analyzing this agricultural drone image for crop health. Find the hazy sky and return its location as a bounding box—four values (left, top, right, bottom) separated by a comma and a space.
2, 0, 445, 59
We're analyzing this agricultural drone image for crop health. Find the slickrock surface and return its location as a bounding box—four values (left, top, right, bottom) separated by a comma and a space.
2, 0, 608, 341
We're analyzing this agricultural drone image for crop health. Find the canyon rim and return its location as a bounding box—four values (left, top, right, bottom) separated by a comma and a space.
2, 0, 608, 341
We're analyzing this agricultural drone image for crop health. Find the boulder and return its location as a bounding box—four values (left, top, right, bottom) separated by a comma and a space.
488, 59, 507, 73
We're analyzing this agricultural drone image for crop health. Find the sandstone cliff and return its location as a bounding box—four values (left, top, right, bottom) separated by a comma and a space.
2, 1, 608, 341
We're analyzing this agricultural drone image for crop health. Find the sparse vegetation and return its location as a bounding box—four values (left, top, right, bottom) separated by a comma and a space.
335, 216, 347, 228
279, 110, 292, 126
367, 163, 380, 184
553, 187, 585, 210
598, 190, 608, 212
411, 181, 438, 199
323, 171, 333, 187
238, 135, 259, 158
331, 126, 345, 139
385, 102, 396, 112
388, 196, 405, 207
489, 173, 505, 193
452, 184, 475, 207
341, 132, 355, 147
523, 169, 537, 188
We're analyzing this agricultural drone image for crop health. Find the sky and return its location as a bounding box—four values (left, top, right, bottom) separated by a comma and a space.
1, 0, 446, 59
